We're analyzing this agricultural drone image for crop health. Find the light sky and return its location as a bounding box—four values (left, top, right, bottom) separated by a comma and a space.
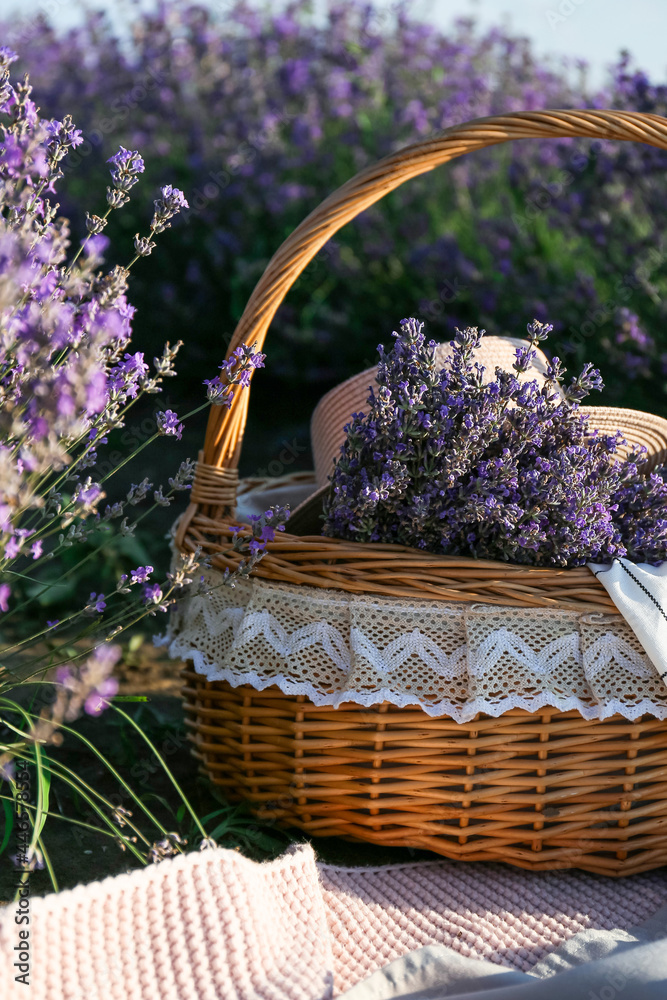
5, 0, 666, 89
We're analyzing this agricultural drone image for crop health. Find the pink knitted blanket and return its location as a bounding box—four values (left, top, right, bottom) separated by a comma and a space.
1, 845, 667, 999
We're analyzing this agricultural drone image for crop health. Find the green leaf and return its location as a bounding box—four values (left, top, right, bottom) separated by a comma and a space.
140, 792, 171, 812
199, 807, 235, 827
34, 752, 51, 841
0, 798, 13, 855
37, 835, 58, 894
209, 819, 238, 841
244, 829, 292, 853
26, 575, 77, 608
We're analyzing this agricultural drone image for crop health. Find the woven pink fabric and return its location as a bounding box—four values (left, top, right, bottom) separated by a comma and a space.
2, 844, 667, 999
319, 859, 667, 992
0, 846, 334, 1000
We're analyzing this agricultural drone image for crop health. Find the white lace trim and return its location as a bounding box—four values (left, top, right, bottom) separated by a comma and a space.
468, 629, 580, 676
160, 570, 667, 722
349, 627, 467, 680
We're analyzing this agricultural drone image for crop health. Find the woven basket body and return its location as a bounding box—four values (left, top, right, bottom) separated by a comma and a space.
176, 111, 667, 874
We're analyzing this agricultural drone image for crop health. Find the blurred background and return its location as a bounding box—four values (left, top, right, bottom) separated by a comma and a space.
3, 0, 667, 589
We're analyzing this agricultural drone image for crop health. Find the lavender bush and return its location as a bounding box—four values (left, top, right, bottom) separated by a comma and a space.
4, 0, 666, 463
324, 318, 667, 568
0, 50, 287, 885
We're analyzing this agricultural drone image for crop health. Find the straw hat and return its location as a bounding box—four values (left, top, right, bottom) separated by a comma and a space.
287, 336, 667, 535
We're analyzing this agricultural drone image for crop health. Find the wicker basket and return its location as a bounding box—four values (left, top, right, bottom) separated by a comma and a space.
176, 110, 667, 875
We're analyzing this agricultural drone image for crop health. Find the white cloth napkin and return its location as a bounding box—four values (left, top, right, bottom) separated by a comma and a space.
235, 481, 315, 522
588, 558, 667, 682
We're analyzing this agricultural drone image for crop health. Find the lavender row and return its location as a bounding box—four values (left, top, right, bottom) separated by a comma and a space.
3, 0, 665, 437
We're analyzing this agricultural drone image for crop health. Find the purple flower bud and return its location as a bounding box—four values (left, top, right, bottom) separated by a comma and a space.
107, 146, 145, 194
0, 759, 15, 783
150, 184, 189, 233
85, 676, 119, 716
4, 536, 20, 560
156, 409, 184, 440
130, 565, 153, 585
88, 592, 106, 613
0, 47, 19, 68
143, 582, 163, 605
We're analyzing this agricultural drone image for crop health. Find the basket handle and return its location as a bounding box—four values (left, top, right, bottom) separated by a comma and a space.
180, 109, 667, 535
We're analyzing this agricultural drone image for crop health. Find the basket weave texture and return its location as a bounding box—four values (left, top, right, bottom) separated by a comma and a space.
176, 110, 667, 874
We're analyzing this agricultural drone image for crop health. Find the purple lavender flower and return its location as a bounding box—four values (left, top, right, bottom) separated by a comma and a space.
82, 233, 110, 258
84, 676, 119, 716
205, 345, 266, 405
156, 408, 184, 440
54, 646, 122, 719
130, 565, 153, 585
44, 117, 84, 150
0, 133, 25, 176
150, 185, 189, 234
108, 352, 149, 401
0, 47, 18, 68
107, 146, 145, 192
75, 481, 103, 507
11, 847, 45, 872
4, 536, 20, 560
0, 758, 15, 782
55, 665, 75, 687
143, 582, 163, 604
88, 592, 106, 613
0, 582, 10, 611
230, 507, 289, 563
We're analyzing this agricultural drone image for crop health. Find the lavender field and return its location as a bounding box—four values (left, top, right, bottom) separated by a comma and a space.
5, 0, 667, 460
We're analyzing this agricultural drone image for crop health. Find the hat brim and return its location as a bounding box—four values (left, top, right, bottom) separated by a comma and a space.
579, 405, 667, 470
288, 405, 667, 537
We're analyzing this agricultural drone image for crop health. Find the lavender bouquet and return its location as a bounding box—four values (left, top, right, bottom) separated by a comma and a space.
324, 318, 667, 568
